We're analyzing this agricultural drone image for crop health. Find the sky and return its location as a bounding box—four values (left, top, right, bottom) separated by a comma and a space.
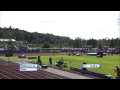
0, 11, 120, 40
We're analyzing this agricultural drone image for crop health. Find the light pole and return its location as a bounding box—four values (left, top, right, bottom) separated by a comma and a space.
105, 37, 109, 46
81, 43, 83, 49
118, 11, 120, 67
0, 11, 1, 27
118, 11, 120, 45
86, 39, 88, 53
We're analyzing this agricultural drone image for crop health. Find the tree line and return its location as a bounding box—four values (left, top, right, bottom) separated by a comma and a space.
0, 26, 120, 48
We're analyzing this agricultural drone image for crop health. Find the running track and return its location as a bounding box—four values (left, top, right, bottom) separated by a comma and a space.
0, 59, 70, 79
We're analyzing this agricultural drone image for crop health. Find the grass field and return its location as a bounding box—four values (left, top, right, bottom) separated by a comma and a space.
1, 55, 120, 79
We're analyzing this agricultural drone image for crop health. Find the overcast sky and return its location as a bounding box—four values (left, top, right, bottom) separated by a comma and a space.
0, 11, 120, 40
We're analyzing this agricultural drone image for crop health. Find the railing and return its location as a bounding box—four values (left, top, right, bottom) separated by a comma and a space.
70, 67, 112, 79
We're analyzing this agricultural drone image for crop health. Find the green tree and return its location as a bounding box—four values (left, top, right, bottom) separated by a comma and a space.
109, 39, 115, 48
73, 37, 80, 48
7, 40, 13, 45
97, 39, 104, 49
115, 46, 120, 49
87, 38, 97, 48
42, 42, 50, 48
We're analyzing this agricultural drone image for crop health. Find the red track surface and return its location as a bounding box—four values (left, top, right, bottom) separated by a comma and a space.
0, 59, 70, 79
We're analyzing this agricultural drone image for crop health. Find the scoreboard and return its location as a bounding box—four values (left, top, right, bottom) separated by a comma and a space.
20, 64, 40, 71
82, 64, 101, 68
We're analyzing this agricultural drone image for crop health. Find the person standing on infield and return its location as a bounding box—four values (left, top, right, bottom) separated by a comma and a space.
37, 56, 42, 65
37, 56, 40, 63
115, 66, 120, 79
49, 57, 52, 65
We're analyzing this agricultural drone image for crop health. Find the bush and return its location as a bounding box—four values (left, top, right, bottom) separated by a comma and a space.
5, 53, 13, 57
28, 57, 37, 59
42, 42, 50, 48
115, 46, 120, 49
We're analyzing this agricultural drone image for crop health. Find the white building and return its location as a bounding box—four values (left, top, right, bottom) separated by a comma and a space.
0, 39, 16, 42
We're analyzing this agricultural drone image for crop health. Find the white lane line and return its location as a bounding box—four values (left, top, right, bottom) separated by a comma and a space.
40, 70, 64, 79
11, 61, 68, 79
5, 66, 44, 79
1, 60, 67, 79
13, 64, 54, 79
9, 63, 53, 79
13, 65, 62, 79
23, 70, 54, 79
44, 67, 93, 79
0, 66, 33, 79
0, 73, 11, 79
0, 69, 22, 79
12, 66, 49, 79
11, 62, 66, 79
42, 71, 65, 79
